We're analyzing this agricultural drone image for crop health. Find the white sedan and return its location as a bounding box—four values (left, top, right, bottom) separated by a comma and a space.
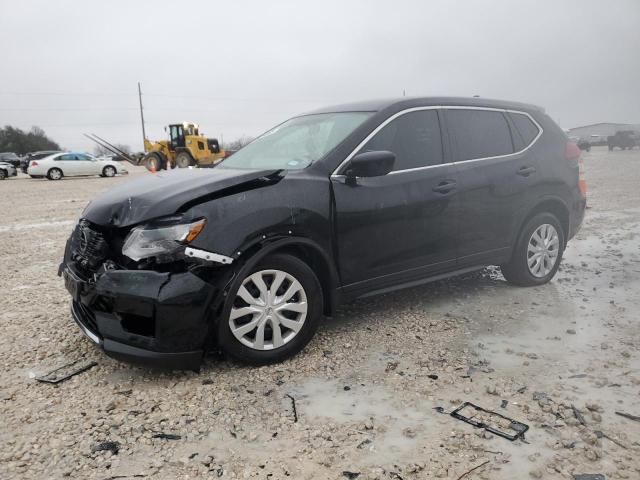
27, 152, 128, 180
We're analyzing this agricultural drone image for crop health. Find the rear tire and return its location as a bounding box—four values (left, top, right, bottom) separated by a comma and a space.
102, 165, 116, 177
217, 254, 323, 365
47, 168, 63, 180
0, 169, 6, 180
501, 212, 565, 287
175, 151, 193, 168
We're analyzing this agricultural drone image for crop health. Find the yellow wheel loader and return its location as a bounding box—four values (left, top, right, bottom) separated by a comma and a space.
141, 122, 226, 171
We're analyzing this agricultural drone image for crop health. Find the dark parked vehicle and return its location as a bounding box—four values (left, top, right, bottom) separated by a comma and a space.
577, 139, 591, 152
569, 136, 591, 152
59, 97, 587, 369
0, 152, 21, 168
21, 150, 61, 173
607, 130, 640, 151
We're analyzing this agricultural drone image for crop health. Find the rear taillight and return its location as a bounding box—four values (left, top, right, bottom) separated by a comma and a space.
30, 161, 38, 167
565, 142, 581, 160
566, 142, 586, 197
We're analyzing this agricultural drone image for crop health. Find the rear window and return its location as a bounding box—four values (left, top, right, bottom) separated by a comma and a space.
509, 112, 540, 150
446, 109, 514, 161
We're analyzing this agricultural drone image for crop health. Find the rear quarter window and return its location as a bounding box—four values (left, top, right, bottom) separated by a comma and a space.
446, 109, 514, 161
508, 112, 540, 150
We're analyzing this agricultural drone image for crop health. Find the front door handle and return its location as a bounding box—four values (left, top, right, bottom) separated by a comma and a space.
517, 166, 536, 177
432, 180, 457, 194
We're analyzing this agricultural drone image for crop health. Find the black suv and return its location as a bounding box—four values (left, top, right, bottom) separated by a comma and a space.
59, 97, 586, 369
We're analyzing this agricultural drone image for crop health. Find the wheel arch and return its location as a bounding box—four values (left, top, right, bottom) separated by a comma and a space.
516, 197, 570, 250
231, 236, 339, 316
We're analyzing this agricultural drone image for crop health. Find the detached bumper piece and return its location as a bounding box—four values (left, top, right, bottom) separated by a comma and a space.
63, 266, 215, 370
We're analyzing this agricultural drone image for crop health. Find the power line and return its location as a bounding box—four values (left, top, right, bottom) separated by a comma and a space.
0, 90, 329, 104
0, 107, 138, 111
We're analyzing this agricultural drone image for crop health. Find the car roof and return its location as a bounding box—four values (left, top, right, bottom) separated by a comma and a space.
307, 96, 544, 115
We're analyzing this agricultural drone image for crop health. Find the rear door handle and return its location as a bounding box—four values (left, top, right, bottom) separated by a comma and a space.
432, 180, 457, 194
517, 166, 536, 177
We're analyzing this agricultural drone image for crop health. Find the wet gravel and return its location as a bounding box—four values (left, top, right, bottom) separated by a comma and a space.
1, 147, 639, 479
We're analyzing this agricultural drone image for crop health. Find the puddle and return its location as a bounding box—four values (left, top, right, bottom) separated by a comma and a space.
290, 378, 453, 464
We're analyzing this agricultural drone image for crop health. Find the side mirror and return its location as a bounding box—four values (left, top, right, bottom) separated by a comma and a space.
344, 151, 395, 180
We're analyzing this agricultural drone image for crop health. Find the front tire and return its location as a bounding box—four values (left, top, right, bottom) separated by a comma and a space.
175, 151, 194, 168
217, 254, 323, 365
102, 165, 116, 177
143, 154, 161, 172
501, 212, 565, 286
47, 168, 63, 180
0, 169, 6, 180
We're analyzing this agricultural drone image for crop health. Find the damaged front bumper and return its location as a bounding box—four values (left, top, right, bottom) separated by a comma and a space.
60, 263, 220, 370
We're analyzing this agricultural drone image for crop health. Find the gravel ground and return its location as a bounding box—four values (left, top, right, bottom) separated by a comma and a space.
1, 147, 639, 479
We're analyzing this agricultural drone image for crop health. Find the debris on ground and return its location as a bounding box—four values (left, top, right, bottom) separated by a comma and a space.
151, 433, 181, 440
91, 441, 120, 455
573, 475, 605, 480
342, 471, 360, 479
34, 359, 97, 384
593, 430, 627, 450
449, 402, 529, 441
456, 460, 490, 479
615, 411, 640, 422
572, 404, 587, 426
286, 393, 298, 422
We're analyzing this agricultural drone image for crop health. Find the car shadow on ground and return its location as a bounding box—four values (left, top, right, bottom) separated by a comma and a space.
322, 267, 510, 332
93, 268, 511, 381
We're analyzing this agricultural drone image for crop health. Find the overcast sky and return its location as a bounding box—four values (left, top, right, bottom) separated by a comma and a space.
1, 0, 638, 151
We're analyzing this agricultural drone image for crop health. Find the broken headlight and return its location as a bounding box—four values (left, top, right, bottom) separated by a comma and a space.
122, 216, 206, 261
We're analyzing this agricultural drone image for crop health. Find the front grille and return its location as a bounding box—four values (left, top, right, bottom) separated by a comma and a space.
70, 220, 110, 275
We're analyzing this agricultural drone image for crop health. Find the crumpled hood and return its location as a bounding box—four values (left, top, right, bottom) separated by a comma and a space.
82, 168, 282, 227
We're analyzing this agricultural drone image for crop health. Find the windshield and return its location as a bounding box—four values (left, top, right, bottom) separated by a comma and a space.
219, 112, 372, 170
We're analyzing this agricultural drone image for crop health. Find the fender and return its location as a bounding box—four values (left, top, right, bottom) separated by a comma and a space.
509, 193, 571, 250
220, 235, 339, 319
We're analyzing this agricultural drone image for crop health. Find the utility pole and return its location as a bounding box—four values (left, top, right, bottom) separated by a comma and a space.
138, 81, 146, 148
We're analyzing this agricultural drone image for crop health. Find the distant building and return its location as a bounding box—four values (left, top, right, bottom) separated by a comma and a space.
567, 122, 640, 141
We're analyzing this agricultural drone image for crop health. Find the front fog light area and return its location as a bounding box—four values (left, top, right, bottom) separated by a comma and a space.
122, 218, 206, 262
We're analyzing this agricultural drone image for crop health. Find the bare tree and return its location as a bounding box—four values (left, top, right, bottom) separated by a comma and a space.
224, 136, 254, 151
93, 143, 131, 157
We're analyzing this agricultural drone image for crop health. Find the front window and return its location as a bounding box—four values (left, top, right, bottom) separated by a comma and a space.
219, 112, 373, 170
